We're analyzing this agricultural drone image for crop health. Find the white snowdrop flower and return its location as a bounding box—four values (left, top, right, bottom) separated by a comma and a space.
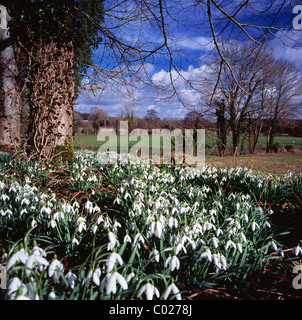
175, 243, 187, 255
25, 251, 49, 275
169, 233, 180, 245
73, 201, 80, 210
293, 245, 302, 256
103, 217, 112, 229
220, 254, 227, 269
204, 220, 216, 231
106, 269, 128, 295
181, 234, 191, 246
92, 225, 98, 234
107, 230, 119, 251
216, 228, 223, 237
48, 255, 64, 284
113, 197, 121, 205
212, 253, 222, 273
113, 220, 122, 229
263, 221, 271, 228
276, 248, 284, 257
149, 220, 163, 238
21, 198, 30, 206
238, 232, 246, 243
149, 248, 160, 263
243, 213, 249, 223
48, 289, 56, 300
20, 209, 27, 217
7, 248, 28, 271
267, 241, 278, 251
133, 203, 142, 215
124, 192, 131, 200
251, 220, 260, 232
1, 194, 9, 201
53, 211, 64, 221
5, 209, 12, 218
171, 207, 179, 215
96, 215, 104, 224
93, 267, 102, 286
168, 216, 178, 229
123, 233, 132, 244
208, 236, 219, 248
199, 248, 212, 262
213, 252, 227, 273
40, 206, 51, 215
15, 288, 31, 300
137, 281, 160, 300
77, 217, 86, 233
25, 278, 40, 300
132, 231, 145, 250
165, 255, 180, 272
31, 219, 37, 228
209, 209, 217, 216
93, 205, 101, 214
72, 238, 79, 246
106, 249, 124, 272
84, 200, 93, 214
237, 242, 243, 253
126, 271, 135, 283
163, 279, 181, 300
7, 277, 22, 300
66, 270, 77, 288
48, 219, 57, 229
187, 238, 197, 250
225, 239, 236, 250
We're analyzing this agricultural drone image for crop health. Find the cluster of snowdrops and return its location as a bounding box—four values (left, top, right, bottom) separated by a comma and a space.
0, 150, 301, 300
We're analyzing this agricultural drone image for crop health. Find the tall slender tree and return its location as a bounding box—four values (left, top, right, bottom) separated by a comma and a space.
5, 0, 104, 161
0, 5, 22, 151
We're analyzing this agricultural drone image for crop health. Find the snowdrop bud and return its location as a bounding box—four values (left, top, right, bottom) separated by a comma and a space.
48, 289, 56, 300
15, 287, 30, 300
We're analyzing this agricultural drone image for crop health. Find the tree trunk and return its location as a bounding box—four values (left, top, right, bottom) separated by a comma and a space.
0, 5, 21, 151
26, 40, 75, 162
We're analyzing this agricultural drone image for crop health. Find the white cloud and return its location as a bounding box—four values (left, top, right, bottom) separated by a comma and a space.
177, 36, 215, 51
269, 30, 302, 67
76, 63, 210, 119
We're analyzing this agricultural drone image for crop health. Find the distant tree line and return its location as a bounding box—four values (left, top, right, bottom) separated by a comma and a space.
70, 106, 302, 154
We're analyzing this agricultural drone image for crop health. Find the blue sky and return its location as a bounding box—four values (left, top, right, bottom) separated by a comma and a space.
75, 0, 302, 119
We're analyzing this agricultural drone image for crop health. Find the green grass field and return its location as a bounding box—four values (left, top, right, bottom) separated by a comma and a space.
74, 134, 302, 152
73, 134, 302, 175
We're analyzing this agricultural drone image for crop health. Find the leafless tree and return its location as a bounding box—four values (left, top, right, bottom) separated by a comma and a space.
264, 59, 302, 152
76, 0, 302, 109
204, 41, 276, 154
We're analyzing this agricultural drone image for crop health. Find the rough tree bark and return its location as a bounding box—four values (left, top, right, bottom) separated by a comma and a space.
26, 40, 75, 162
0, 5, 21, 151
